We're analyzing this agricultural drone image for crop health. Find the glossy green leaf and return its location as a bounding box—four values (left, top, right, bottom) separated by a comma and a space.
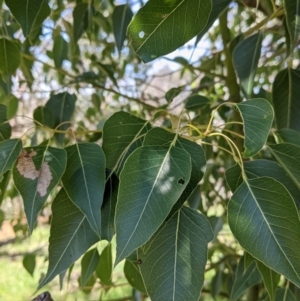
96, 243, 112, 286
0, 38, 20, 76
185, 95, 210, 111
256, 260, 280, 301
235, 98, 274, 158
0, 139, 22, 181
226, 159, 300, 209
165, 87, 183, 103
124, 260, 146, 293
275, 129, 300, 147
62, 143, 106, 237
143, 127, 206, 212
53, 35, 68, 68
38, 188, 99, 288
138, 207, 213, 301
283, 0, 300, 53
73, 3, 88, 42
233, 33, 263, 97
127, 0, 212, 62
33, 106, 55, 128
80, 248, 100, 288
45, 92, 76, 144
273, 68, 300, 131
0, 123, 11, 141
195, 0, 231, 45
13, 146, 67, 232
102, 111, 151, 169
112, 4, 133, 52
22, 254, 36, 277
5, 0, 50, 37
228, 177, 300, 288
230, 256, 261, 301
115, 145, 191, 265
268, 143, 300, 190
79, 273, 96, 295
101, 173, 118, 242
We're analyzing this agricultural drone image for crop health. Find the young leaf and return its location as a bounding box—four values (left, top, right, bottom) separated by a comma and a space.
5, 0, 50, 37
112, 4, 133, 52
13, 146, 67, 232
268, 143, 300, 190
72, 3, 88, 42
124, 260, 146, 293
96, 243, 112, 286
233, 33, 263, 97
101, 173, 118, 242
45, 92, 76, 144
138, 207, 213, 301
256, 260, 280, 301
143, 127, 206, 211
0, 139, 22, 180
22, 254, 36, 277
53, 35, 68, 68
0, 38, 20, 76
80, 248, 100, 288
165, 87, 183, 103
235, 98, 274, 157
102, 111, 151, 169
127, 0, 213, 62
115, 145, 192, 265
228, 177, 300, 288
38, 188, 99, 289
62, 143, 106, 237
283, 0, 300, 53
230, 256, 261, 301
272, 68, 300, 131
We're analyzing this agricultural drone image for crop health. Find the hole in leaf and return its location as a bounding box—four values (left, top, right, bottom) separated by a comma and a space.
178, 178, 185, 185
138, 31, 145, 38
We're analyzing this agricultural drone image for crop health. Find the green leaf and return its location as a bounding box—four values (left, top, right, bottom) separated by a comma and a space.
143, 127, 206, 212
256, 260, 280, 301
235, 98, 274, 158
138, 207, 213, 301
268, 143, 300, 190
264, 288, 297, 301
38, 188, 99, 288
5, 94, 18, 119
45, 92, 76, 144
0, 139, 22, 181
230, 256, 261, 301
275, 129, 300, 147
0, 38, 20, 76
0, 171, 11, 206
233, 33, 263, 97
102, 111, 151, 169
228, 177, 300, 288
5, 0, 50, 37
165, 87, 183, 103
112, 4, 133, 52
283, 0, 300, 53
0, 123, 11, 141
80, 248, 100, 288
33, 106, 55, 128
73, 3, 88, 42
272, 68, 300, 131
53, 35, 68, 68
124, 260, 146, 293
226, 159, 300, 209
185, 94, 210, 111
22, 254, 36, 277
96, 243, 112, 286
0, 104, 8, 123
127, 0, 213, 62
101, 173, 118, 242
195, 0, 231, 45
115, 145, 192, 265
13, 146, 67, 232
62, 143, 106, 237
